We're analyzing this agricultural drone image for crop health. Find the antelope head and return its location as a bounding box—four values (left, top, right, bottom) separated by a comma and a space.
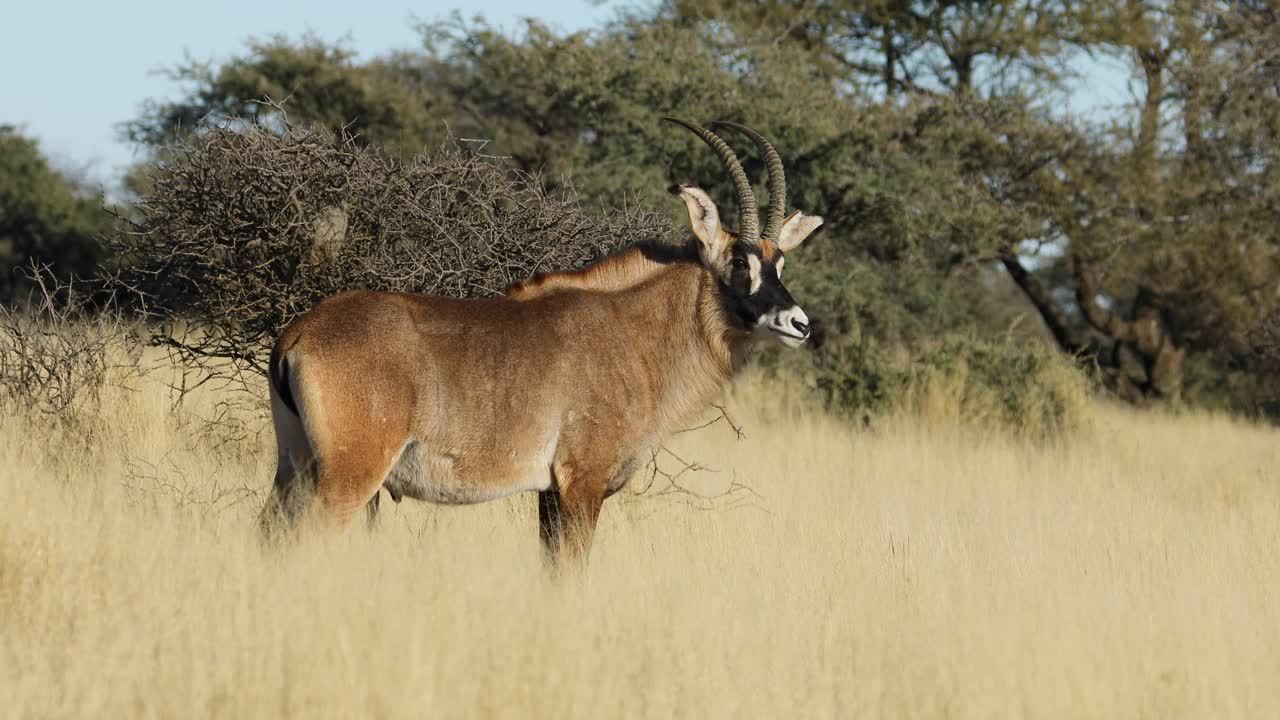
664, 118, 823, 348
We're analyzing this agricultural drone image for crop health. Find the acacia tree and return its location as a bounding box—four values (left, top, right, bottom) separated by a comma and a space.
670, 1, 1280, 407
1012, 1, 1280, 406
662, 2, 1196, 402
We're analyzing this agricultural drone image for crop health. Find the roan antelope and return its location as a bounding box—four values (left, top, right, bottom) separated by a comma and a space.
258, 119, 823, 565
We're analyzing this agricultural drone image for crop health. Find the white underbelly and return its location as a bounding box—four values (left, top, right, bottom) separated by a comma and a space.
381, 438, 553, 505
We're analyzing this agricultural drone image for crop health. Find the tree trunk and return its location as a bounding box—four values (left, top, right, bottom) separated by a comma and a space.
1001, 251, 1186, 407
1135, 46, 1166, 189
1000, 253, 1084, 354
950, 52, 974, 95
1075, 256, 1186, 405
882, 24, 897, 96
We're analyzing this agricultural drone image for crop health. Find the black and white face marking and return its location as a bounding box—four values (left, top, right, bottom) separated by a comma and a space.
722, 244, 811, 348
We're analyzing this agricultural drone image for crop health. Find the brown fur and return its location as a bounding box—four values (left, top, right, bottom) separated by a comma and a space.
758, 238, 780, 262
259, 244, 750, 564
506, 246, 681, 299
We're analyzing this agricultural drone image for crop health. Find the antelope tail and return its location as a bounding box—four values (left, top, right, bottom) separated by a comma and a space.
269, 342, 299, 416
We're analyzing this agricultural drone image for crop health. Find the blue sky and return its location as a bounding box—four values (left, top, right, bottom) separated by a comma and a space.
3, 1, 1131, 192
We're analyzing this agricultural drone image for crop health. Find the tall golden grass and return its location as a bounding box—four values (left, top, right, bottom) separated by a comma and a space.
3, 355, 1279, 718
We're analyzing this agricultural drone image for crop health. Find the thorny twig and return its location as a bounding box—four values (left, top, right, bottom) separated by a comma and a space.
630, 405, 765, 513
674, 403, 744, 439
119, 451, 262, 514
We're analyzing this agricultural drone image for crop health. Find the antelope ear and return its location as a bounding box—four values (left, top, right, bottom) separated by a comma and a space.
672, 184, 732, 263
777, 211, 823, 251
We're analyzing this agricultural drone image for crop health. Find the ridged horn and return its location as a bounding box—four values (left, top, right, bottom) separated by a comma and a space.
712, 121, 786, 244
662, 117, 760, 243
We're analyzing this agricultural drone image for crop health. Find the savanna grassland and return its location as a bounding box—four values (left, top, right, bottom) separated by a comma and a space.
2, 354, 1279, 719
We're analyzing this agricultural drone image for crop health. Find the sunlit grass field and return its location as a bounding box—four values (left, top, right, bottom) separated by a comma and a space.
3, 358, 1279, 718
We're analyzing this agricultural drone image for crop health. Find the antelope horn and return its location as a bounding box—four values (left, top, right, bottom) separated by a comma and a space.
712, 121, 786, 244
662, 117, 760, 244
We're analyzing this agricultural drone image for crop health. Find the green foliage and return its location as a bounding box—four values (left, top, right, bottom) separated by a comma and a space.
123, 35, 445, 158
0, 127, 112, 304
809, 341, 907, 424
907, 336, 1088, 438
766, 327, 1088, 436
664, 0, 1086, 96
415, 14, 852, 210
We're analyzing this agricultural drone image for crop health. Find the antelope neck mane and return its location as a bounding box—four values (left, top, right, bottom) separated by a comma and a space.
507, 239, 751, 382
505, 241, 704, 300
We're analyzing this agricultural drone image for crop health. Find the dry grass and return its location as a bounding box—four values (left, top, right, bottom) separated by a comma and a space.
3, 357, 1280, 719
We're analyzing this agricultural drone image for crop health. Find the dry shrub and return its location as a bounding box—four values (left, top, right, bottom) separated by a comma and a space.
0, 270, 142, 426
899, 337, 1092, 440
776, 331, 1092, 438
111, 116, 675, 395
